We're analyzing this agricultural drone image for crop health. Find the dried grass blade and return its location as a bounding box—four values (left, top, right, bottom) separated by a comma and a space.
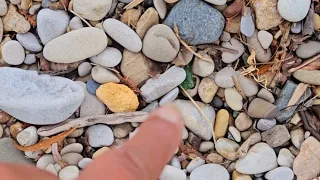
287, 83, 309, 107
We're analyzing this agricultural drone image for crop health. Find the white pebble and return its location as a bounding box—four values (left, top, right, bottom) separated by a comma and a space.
2, 40, 25, 65
16, 126, 38, 146
78, 158, 93, 169
91, 66, 120, 84
60, 143, 83, 155
90, 47, 122, 67
37, 155, 55, 169
59, 166, 80, 180
78, 62, 92, 77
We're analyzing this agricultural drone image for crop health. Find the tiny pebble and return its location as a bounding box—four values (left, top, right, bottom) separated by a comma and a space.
86, 79, 101, 95
24, 54, 36, 65
78, 62, 92, 77
78, 158, 93, 169
59, 166, 80, 180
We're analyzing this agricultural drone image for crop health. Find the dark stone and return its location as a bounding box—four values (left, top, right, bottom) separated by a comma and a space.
211, 96, 223, 108
86, 79, 101, 95
143, 0, 154, 8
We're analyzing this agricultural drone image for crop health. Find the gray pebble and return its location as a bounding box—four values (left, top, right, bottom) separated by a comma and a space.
24, 54, 36, 65
199, 141, 214, 152
29, 3, 41, 15
41, 0, 52, 7
159, 87, 179, 106
90, 47, 122, 67
257, 118, 277, 131
16, 126, 38, 146
0, 0, 8, 16
187, 157, 205, 173
86, 125, 114, 147
296, 41, 320, 59
78, 158, 93, 169
16, 32, 42, 52
240, 7, 255, 37
69, 16, 84, 31
78, 62, 92, 77
61, 153, 83, 166
169, 156, 181, 169
2, 40, 25, 65
0, 138, 33, 164
291, 22, 302, 33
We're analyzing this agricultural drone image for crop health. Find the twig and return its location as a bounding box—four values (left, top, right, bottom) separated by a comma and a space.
232, 75, 247, 100
179, 85, 217, 144
288, 54, 320, 73
69, 10, 92, 27
234, 59, 240, 70
37, 112, 149, 136
211, 44, 239, 54
52, 143, 67, 168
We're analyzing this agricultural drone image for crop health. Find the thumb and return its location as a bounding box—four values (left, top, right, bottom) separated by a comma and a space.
79, 105, 184, 180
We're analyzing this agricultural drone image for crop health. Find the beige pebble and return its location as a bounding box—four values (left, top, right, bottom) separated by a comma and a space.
91, 66, 120, 84
136, 7, 159, 39
214, 109, 230, 138
60, 143, 83, 155
78, 62, 92, 77
198, 77, 218, 103
206, 153, 224, 164
121, 8, 142, 27
153, 0, 167, 19
216, 138, 239, 161
225, 88, 243, 111
229, 126, 241, 142
3, 4, 30, 33
61, 153, 83, 166
93, 147, 110, 159
235, 113, 253, 131
192, 52, 215, 77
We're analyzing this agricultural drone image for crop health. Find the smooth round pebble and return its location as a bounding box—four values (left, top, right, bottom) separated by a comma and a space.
29, 3, 41, 15
257, 88, 275, 103
92, 147, 110, 159
91, 66, 120, 84
192, 54, 215, 77
291, 22, 302, 34
214, 109, 229, 138
221, 38, 244, 63
61, 153, 83, 166
136, 7, 159, 39
290, 128, 304, 149
215, 66, 236, 88
37, 155, 55, 169
68, 128, 84, 138
225, 88, 243, 111
78, 158, 93, 169
69, 16, 84, 30
86, 124, 114, 147
16, 32, 42, 52
46, 164, 58, 176
186, 157, 205, 173
265, 167, 294, 180
277, 148, 295, 167
215, 138, 239, 161
190, 164, 229, 180
235, 113, 253, 131
0, 0, 7, 16
60, 143, 83, 155
142, 24, 180, 62
257, 30, 273, 49
2, 40, 25, 65
159, 87, 179, 106
278, 0, 311, 22
73, 0, 112, 21
257, 118, 277, 131
198, 77, 218, 104
78, 62, 92, 77
59, 166, 79, 180
103, 18, 142, 52
229, 126, 241, 142
16, 126, 38, 146
237, 72, 259, 97
113, 123, 134, 138
211, 96, 224, 108
24, 54, 36, 65
169, 156, 181, 169
296, 41, 320, 59
86, 79, 100, 95
90, 47, 122, 67
199, 141, 214, 152
153, 0, 167, 19
159, 165, 186, 180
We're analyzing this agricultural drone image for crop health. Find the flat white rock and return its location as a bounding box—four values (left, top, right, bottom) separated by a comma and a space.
37, 155, 55, 169
258, 30, 273, 49
225, 88, 243, 111
221, 38, 245, 63
278, 0, 311, 22
90, 47, 122, 67
16, 32, 42, 52
16, 126, 38, 146
44, 27, 108, 63
0, 0, 7, 16
60, 143, 83, 155
190, 164, 230, 180
186, 157, 205, 173
78, 158, 93, 169
2, 40, 25, 65
265, 167, 294, 180
159, 165, 186, 180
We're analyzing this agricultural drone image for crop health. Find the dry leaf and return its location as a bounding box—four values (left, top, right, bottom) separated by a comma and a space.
287, 83, 309, 107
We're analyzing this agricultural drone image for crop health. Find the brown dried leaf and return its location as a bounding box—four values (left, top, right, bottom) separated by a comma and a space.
287, 83, 309, 107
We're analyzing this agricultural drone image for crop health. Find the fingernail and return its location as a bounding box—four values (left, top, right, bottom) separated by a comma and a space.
155, 104, 182, 125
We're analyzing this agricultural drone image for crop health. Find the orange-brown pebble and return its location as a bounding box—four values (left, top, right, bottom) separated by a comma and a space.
96, 82, 139, 113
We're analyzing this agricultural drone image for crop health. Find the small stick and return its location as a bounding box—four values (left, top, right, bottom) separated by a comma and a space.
232, 75, 247, 100
211, 44, 239, 54
69, 10, 92, 27
288, 54, 320, 73
179, 85, 217, 143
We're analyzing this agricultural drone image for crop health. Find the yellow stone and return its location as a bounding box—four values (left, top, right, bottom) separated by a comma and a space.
232, 170, 252, 180
314, 13, 320, 31
214, 109, 230, 138
93, 147, 110, 159
96, 82, 139, 113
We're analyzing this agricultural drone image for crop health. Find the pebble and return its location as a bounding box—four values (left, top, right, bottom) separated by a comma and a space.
199, 141, 214, 152
257, 30, 273, 49
261, 125, 290, 148
225, 88, 243, 111
141, 101, 159, 113
92, 147, 110, 159
103, 18, 142, 52
293, 70, 320, 85
252, 0, 283, 30
169, 156, 181, 169
291, 22, 302, 33
293, 137, 320, 180
198, 77, 218, 103
46, 164, 58, 176
237, 72, 259, 97
78, 158, 93, 169
136, 7, 159, 39
229, 126, 241, 142
2, 40, 25, 65
24, 150, 42, 159
60, 143, 83, 155
90, 47, 122, 67
277, 148, 295, 168
153, 0, 167, 19
163, 0, 225, 45
91, 66, 120, 84
173, 100, 215, 140
86, 79, 100, 95
61, 153, 83, 166
159, 88, 179, 106
0, 0, 7, 16
121, 9, 142, 26
16, 126, 38, 146
120, 50, 156, 86
68, 128, 84, 138
205, 153, 223, 164
29, 3, 41, 15
43, 27, 108, 63
232, 171, 252, 180
216, 138, 239, 160
247, 98, 280, 119
314, 13, 320, 31
215, 66, 236, 88
24, 54, 36, 65
186, 157, 205, 173
97, 82, 139, 112
3, 4, 30, 33
236, 143, 277, 174
257, 88, 274, 103
247, 30, 272, 62
240, 7, 255, 37
59, 166, 80, 180
190, 164, 230, 180
235, 113, 253, 131
256, 118, 277, 131
159, 165, 187, 180
214, 109, 230, 138
73, 0, 112, 21
278, 0, 311, 22
181, 127, 188, 140
78, 62, 92, 77
113, 123, 134, 138
16, 32, 42, 52
225, 15, 241, 33
86, 125, 114, 147
221, 38, 245, 63
265, 167, 294, 180
141, 66, 186, 103
37, 155, 55, 169
172, 46, 194, 66
37, 9, 69, 45
69, 17, 83, 31
0, 68, 84, 125
142, 24, 179, 62
211, 96, 224, 109
204, 0, 226, 5
192, 53, 215, 77
296, 41, 320, 59
0, 138, 32, 164
290, 128, 304, 149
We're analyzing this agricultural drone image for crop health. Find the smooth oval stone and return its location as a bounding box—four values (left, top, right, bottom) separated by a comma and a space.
61, 143, 83, 155
261, 125, 290, 148
78, 158, 93, 169
45, 164, 58, 176
290, 128, 304, 149
0, 0, 7, 16
113, 123, 134, 138
240, 7, 255, 37
211, 96, 224, 108
140, 66, 186, 103
257, 118, 276, 131
257, 88, 275, 103
29, 3, 41, 15
278, 0, 311, 22
16, 32, 42, 52
192, 54, 215, 77
86, 124, 114, 147
68, 128, 84, 138
247, 30, 272, 63
73, 0, 112, 21
86, 79, 100, 95
277, 148, 295, 167
296, 41, 320, 59
291, 22, 302, 33
136, 7, 159, 39
61, 153, 83, 166
265, 167, 294, 180
69, 16, 84, 31
0, 68, 84, 125
186, 157, 205, 173
221, 38, 245, 63
16, 126, 38, 146
215, 138, 239, 160
78, 62, 92, 77
247, 98, 280, 119
190, 164, 229, 180
235, 112, 253, 131
215, 66, 236, 88
257, 30, 273, 49
199, 141, 214, 152
24, 54, 36, 65
237, 72, 258, 97
293, 70, 320, 85
59, 166, 80, 180
37, 155, 55, 169
173, 100, 215, 140
225, 88, 243, 111
163, 0, 225, 45
159, 165, 186, 180
214, 109, 229, 138
103, 18, 142, 52
236, 143, 277, 174
2, 40, 25, 65
198, 77, 218, 103
142, 24, 179, 62
91, 66, 120, 84
169, 156, 181, 169
153, 0, 167, 19
229, 126, 241, 142
37, 9, 69, 45
159, 87, 179, 106
44, 27, 108, 63
90, 47, 122, 67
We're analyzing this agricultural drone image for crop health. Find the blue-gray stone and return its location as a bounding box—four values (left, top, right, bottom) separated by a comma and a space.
211, 96, 223, 109
275, 80, 312, 123
86, 79, 101, 95
163, 0, 225, 45
0, 138, 33, 164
